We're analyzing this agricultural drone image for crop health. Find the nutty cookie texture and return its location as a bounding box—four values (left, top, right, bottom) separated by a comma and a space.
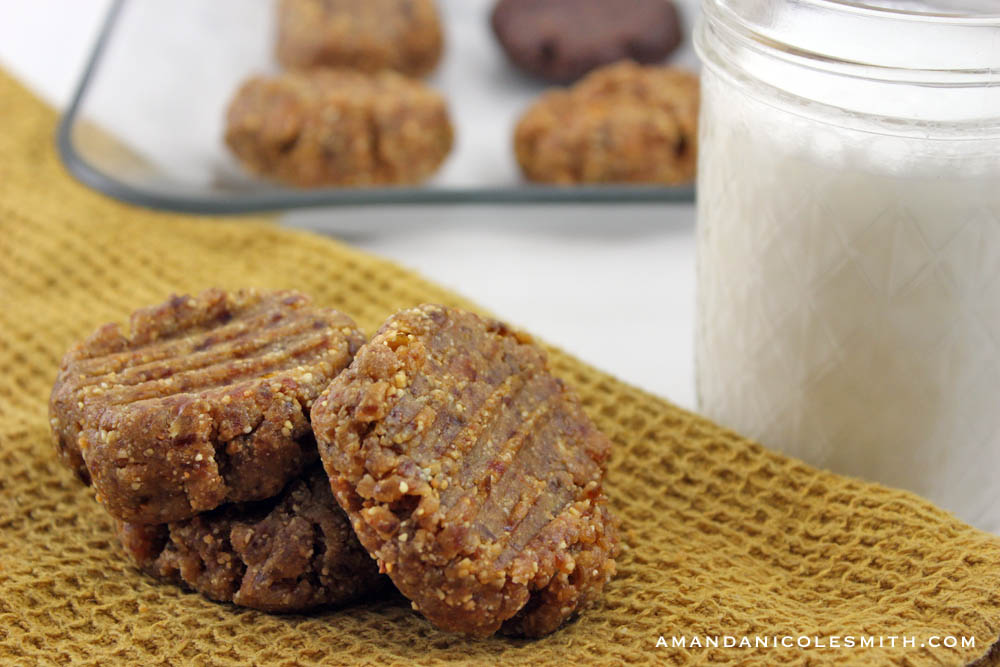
514, 61, 699, 184
225, 69, 453, 187
118, 466, 384, 612
49, 288, 364, 525
277, 0, 444, 78
311, 305, 620, 637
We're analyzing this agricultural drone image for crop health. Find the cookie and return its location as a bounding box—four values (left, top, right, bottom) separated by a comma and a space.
276, 0, 444, 77
311, 305, 619, 637
49, 288, 364, 524
224, 69, 453, 187
514, 61, 699, 184
491, 0, 682, 83
118, 466, 384, 612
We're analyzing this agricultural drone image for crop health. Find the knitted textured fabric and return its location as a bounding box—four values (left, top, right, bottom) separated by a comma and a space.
1, 69, 1000, 667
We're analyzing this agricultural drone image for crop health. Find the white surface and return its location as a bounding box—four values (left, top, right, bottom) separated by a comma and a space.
287, 205, 697, 406
0, 0, 699, 408
0, 0, 112, 106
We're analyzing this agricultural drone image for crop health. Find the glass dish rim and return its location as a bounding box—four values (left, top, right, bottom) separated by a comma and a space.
56, 0, 696, 215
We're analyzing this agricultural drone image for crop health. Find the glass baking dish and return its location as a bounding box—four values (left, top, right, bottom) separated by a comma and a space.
57, 0, 698, 213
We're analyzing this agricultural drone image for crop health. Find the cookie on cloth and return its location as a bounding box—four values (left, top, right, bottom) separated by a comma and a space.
49, 288, 364, 524
118, 465, 384, 612
311, 304, 620, 637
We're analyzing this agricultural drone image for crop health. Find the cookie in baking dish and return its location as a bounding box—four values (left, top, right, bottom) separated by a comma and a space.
492, 0, 683, 83
514, 61, 699, 184
276, 0, 444, 77
224, 69, 453, 187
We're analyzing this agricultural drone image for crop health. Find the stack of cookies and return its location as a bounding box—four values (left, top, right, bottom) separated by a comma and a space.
49, 288, 619, 637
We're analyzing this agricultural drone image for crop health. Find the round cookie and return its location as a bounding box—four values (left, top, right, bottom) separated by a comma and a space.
49, 288, 365, 524
311, 304, 620, 637
118, 466, 384, 612
224, 69, 453, 187
514, 61, 699, 184
491, 0, 682, 83
276, 0, 444, 77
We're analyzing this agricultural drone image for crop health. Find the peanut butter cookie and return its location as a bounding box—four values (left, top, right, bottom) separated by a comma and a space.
514, 61, 699, 184
276, 0, 444, 77
311, 305, 619, 637
50, 288, 364, 524
225, 69, 453, 187
118, 466, 384, 612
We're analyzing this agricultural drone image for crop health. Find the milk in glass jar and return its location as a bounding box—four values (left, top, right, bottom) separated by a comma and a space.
694, 0, 1000, 530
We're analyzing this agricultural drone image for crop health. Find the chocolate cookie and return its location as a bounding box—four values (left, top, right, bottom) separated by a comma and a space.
491, 0, 682, 83
514, 61, 699, 184
224, 69, 453, 187
118, 466, 384, 612
311, 305, 620, 637
49, 288, 364, 524
276, 0, 444, 77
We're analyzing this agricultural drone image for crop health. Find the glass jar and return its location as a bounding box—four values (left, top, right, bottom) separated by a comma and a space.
694, 1, 1000, 530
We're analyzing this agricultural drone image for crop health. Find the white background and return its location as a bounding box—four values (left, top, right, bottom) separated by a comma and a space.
0, 0, 699, 408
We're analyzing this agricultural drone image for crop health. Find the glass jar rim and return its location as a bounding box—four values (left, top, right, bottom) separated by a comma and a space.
807, 0, 1000, 20
701, 0, 1000, 82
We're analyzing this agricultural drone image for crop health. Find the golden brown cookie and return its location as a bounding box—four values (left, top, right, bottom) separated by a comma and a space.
224, 69, 453, 187
276, 0, 444, 77
118, 466, 384, 612
514, 61, 699, 184
49, 288, 364, 524
311, 304, 619, 637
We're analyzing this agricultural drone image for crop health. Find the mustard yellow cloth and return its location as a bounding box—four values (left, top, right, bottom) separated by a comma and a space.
1, 70, 999, 666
